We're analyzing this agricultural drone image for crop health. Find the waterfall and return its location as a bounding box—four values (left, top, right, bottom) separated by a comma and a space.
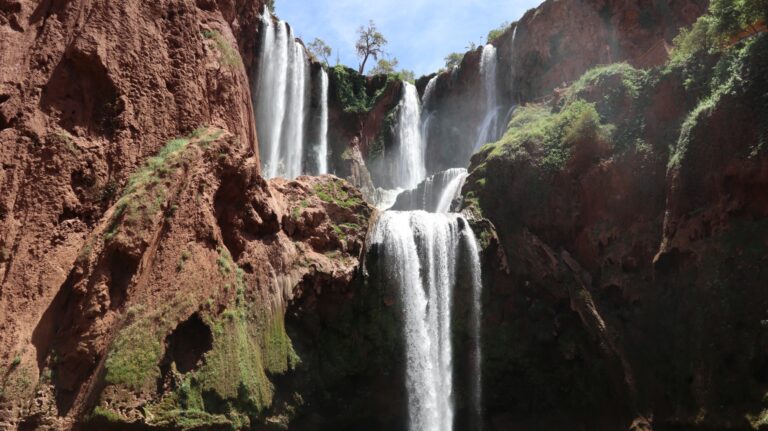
393, 82, 427, 190
473, 44, 500, 152
255, 9, 327, 179
280, 40, 309, 179
420, 75, 439, 170
371, 211, 483, 431
315, 69, 329, 175
392, 168, 469, 213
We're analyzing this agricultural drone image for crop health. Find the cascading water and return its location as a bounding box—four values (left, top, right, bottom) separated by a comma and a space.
372, 211, 482, 431
254, 9, 328, 179
392, 168, 469, 213
370, 78, 482, 428
473, 44, 500, 152
393, 82, 427, 190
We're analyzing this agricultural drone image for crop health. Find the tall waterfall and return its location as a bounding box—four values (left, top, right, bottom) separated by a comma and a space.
473, 44, 500, 152
314, 69, 329, 175
254, 9, 328, 179
372, 212, 482, 431
393, 82, 427, 190
392, 168, 469, 213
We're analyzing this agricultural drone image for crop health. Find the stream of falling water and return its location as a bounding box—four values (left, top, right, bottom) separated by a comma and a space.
369, 73, 483, 430
254, 9, 328, 179
393, 82, 427, 190
473, 44, 499, 152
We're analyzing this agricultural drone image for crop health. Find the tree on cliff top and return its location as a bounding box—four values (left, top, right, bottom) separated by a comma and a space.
308, 38, 332, 66
356, 20, 387, 74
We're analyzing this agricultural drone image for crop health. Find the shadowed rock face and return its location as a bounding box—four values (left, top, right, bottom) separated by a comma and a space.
463, 33, 768, 430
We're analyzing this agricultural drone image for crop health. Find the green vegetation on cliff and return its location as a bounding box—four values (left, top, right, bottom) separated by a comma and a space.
478, 100, 613, 172
99, 242, 300, 429
328, 65, 397, 114
105, 128, 223, 243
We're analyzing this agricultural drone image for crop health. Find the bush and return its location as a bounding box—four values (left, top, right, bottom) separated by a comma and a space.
487, 21, 510, 43
484, 100, 613, 171
328, 65, 395, 113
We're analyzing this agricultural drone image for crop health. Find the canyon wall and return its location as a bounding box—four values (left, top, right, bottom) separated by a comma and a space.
463, 31, 768, 430
5, 0, 766, 430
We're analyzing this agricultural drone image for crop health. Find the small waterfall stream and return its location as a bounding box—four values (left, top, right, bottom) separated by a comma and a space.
254, 9, 329, 179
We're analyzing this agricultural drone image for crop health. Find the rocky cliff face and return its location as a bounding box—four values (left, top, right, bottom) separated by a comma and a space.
419, 0, 707, 174
463, 29, 768, 430
3, 0, 764, 429
0, 1, 380, 429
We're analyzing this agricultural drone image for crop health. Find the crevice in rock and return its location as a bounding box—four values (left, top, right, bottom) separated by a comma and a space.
162, 313, 212, 374
107, 249, 139, 310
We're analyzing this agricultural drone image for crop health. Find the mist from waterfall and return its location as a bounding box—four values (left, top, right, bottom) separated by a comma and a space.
254, 9, 328, 179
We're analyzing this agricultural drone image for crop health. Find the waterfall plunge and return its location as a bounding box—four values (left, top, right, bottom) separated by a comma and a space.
372, 212, 483, 431
254, 9, 328, 179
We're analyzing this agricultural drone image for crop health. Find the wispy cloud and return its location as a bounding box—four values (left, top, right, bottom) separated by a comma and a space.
275, 0, 544, 76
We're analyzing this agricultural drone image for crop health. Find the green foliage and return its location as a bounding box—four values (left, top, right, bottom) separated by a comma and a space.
203, 29, 242, 67
567, 63, 646, 102
104, 308, 164, 391
670, 0, 767, 65
369, 57, 415, 82
105, 128, 222, 243
669, 15, 720, 66
328, 65, 395, 114
444, 52, 464, 69
313, 180, 363, 209
670, 36, 766, 168
710, 0, 767, 36
484, 100, 612, 171
307, 38, 332, 65
487, 21, 510, 43
91, 406, 123, 424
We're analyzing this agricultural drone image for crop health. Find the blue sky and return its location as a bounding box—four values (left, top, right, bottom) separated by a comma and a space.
274, 0, 545, 77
